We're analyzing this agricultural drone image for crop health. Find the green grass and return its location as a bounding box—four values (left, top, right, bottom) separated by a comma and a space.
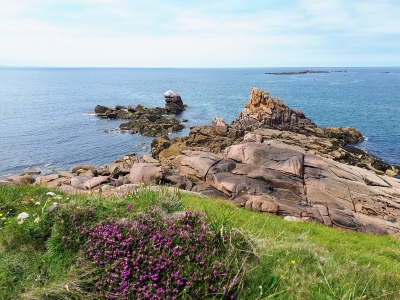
181, 194, 400, 299
1, 184, 400, 299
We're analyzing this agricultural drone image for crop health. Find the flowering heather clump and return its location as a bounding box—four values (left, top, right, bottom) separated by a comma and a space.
54, 207, 94, 252
76, 211, 244, 299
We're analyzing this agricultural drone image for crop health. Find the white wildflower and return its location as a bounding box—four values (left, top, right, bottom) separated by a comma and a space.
35, 201, 41, 205
17, 212, 29, 220
46, 192, 56, 196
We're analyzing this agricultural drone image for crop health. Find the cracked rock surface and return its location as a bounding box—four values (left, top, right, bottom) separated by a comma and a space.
173, 141, 400, 238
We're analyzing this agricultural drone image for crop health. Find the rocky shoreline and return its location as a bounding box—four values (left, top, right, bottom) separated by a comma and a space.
2, 88, 400, 238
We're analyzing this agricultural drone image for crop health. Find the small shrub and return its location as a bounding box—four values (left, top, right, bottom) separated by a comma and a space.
72, 210, 252, 299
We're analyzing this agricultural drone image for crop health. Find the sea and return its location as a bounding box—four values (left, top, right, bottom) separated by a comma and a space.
0, 67, 399, 177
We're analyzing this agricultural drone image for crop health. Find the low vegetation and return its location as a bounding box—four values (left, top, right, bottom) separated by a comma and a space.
1, 184, 400, 299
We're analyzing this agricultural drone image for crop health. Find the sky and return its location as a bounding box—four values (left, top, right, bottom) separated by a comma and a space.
1, 0, 400, 67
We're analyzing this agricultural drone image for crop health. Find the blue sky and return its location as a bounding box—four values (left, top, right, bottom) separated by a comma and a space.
1, 0, 399, 67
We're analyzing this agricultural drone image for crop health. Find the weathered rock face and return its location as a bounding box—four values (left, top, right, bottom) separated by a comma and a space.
252, 128, 396, 175
231, 87, 317, 133
231, 88, 364, 144
151, 136, 172, 159
173, 141, 400, 238
184, 125, 245, 153
149, 122, 245, 166
323, 127, 363, 144
164, 91, 187, 114
152, 88, 388, 173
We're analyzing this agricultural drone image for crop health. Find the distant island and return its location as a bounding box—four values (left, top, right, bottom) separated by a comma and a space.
265, 69, 330, 75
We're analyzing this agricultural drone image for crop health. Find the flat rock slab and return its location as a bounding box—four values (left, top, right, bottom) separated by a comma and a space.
174, 150, 222, 181
36, 174, 59, 184
224, 143, 304, 178
84, 176, 110, 189
71, 164, 95, 174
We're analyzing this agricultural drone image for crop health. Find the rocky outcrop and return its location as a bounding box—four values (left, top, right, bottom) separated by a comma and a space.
7, 87, 398, 239
253, 129, 398, 176
152, 88, 396, 176
230, 87, 318, 134
94, 91, 187, 137
150, 120, 245, 165
265, 70, 330, 75
231, 88, 364, 145
119, 114, 185, 137
164, 91, 187, 114
172, 142, 400, 237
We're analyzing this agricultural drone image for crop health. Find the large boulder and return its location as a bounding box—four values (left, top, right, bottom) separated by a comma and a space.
128, 163, 163, 184
71, 164, 95, 174
84, 176, 110, 190
94, 105, 113, 114
7, 174, 35, 186
164, 90, 186, 114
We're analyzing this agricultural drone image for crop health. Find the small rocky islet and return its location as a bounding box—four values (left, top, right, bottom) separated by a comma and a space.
265, 69, 331, 75
95, 90, 187, 136
2, 88, 400, 238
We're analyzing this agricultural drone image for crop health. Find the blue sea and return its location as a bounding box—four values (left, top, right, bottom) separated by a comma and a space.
0, 67, 399, 177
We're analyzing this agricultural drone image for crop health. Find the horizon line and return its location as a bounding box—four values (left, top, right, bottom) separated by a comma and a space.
1, 66, 400, 69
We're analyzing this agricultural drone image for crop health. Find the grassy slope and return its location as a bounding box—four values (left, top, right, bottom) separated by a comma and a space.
181, 194, 400, 300
0, 185, 400, 299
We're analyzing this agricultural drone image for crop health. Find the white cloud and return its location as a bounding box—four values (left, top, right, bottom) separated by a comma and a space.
0, 0, 399, 66
0, 0, 28, 15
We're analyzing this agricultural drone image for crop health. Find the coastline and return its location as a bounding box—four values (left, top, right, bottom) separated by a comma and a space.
1, 67, 400, 177
2, 87, 400, 239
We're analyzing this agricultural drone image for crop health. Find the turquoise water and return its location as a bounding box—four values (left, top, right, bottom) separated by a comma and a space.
0, 67, 399, 176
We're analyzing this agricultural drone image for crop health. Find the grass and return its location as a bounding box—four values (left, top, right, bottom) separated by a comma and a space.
181, 194, 400, 299
0, 184, 400, 299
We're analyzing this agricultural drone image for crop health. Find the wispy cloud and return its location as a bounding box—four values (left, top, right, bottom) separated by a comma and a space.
0, 0, 399, 66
